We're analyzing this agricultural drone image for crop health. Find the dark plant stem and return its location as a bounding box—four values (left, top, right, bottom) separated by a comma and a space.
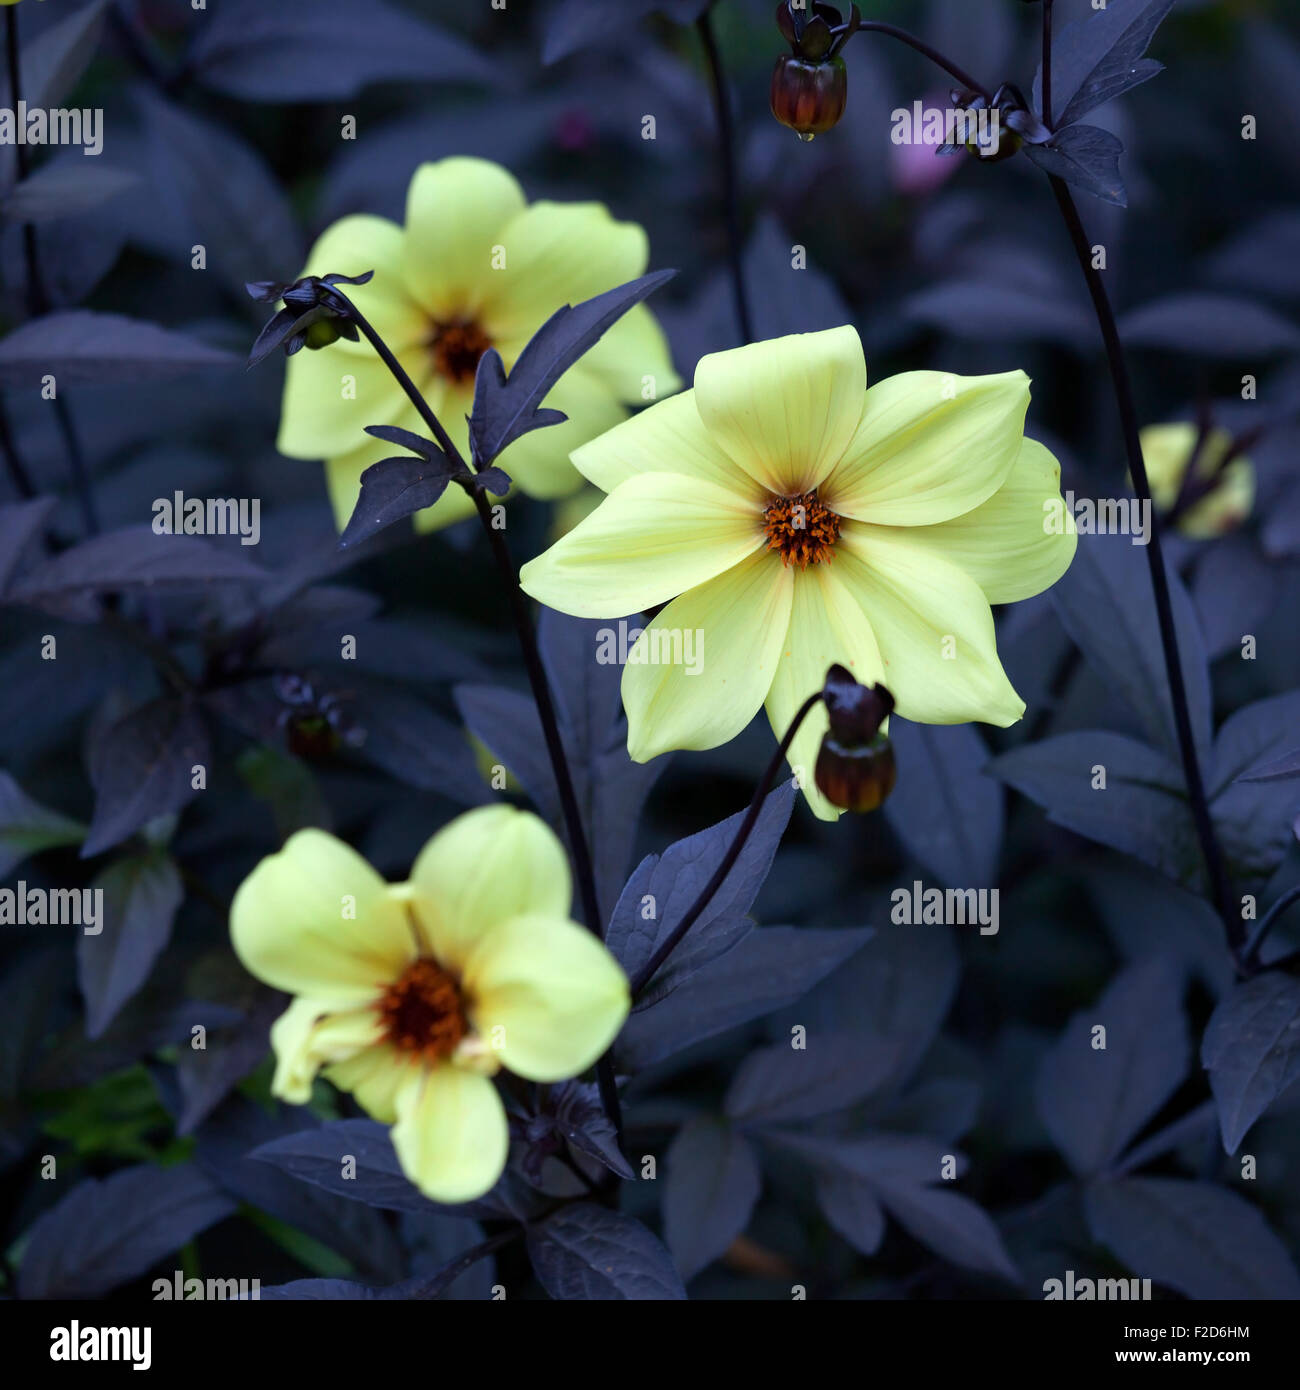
413, 1228, 520, 1298
1041, 0, 1054, 128
836, 20, 1240, 957
5, 5, 99, 537
1242, 884, 1300, 970
1047, 176, 1237, 950
630, 690, 823, 998
331, 291, 621, 1138
855, 22, 989, 100
0, 397, 36, 500
696, 10, 752, 346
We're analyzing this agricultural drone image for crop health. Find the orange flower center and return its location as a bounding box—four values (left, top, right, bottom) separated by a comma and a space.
763, 490, 842, 569
378, 958, 468, 1061
429, 318, 493, 385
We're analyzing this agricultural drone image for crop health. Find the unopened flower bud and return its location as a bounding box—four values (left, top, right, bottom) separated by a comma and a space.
815, 663, 897, 813
771, 2, 860, 140
816, 729, 896, 813
771, 54, 847, 139
245, 270, 373, 368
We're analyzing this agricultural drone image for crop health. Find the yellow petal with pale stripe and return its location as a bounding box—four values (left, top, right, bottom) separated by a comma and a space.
896, 437, 1077, 604
410, 805, 571, 973
518, 472, 764, 619
231, 831, 415, 1004
824, 370, 1030, 525
326, 1042, 421, 1125
464, 914, 630, 1082
278, 347, 414, 461
390, 1063, 509, 1203
402, 158, 527, 320
569, 387, 759, 497
623, 551, 793, 761
479, 201, 648, 343
836, 525, 1025, 727
765, 564, 885, 822
694, 326, 867, 496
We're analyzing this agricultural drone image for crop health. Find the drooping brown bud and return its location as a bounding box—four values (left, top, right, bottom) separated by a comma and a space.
771, 54, 847, 138
815, 664, 897, 813
770, 2, 860, 140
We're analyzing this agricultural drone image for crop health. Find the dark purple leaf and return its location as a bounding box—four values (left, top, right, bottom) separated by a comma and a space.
990, 731, 1201, 888
884, 719, 1003, 888
617, 927, 875, 1072
1035, 957, 1189, 1177
1118, 293, 1300, 357
1023, 125, 1127, 207
189, 0, 492, 101
1049, 531, 1212, 765
1202, 971, 1300, 1153
0, 769, 83, 877
608, 782, 795, 992
78, 850, 183, 1038
0, 498, 54, 594
663, 1116, 760, 1281
526, 1203, 686, 1300
724, 1034, 900, 1127
1034, 0, 1177, 127
17, 1163, 235, 1299
1084, 1177, 1300, 1299
0, 162, 137, 225
0, 311, 238, 386
339, 454, 459, 548
82, 698, 209, 858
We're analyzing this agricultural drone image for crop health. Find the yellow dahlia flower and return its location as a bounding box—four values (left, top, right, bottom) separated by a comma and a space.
277, 157, 680, 532
230, 807, 630, 1203
1139, 423, 1255, 538
519, 326, 1076, 820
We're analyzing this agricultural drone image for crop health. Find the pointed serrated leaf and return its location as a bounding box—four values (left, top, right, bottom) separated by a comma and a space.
1024, 126, 1127, 207
468, 269, 675, 467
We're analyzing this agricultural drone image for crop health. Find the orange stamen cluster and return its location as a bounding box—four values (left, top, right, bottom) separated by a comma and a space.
378, 958, 468, 1060
430, 319, 493, 385
763, 491, 842, 569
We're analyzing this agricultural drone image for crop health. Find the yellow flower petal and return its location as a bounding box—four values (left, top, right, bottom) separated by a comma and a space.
577, 302, 682, 404
836, 526, 1026, 727
278, 341, 427, 462
300, 213, 425, 356
900, 438, 1078, 604
693, 326, 867, 496
270, 1000, 383, 1104
410, 806, 571, 972
1139, 423, 1255, 538
231, 831, 415, 1004
479, 201, 648, 344
765, 563, 886, 823
824, 370, 1030, 525
569, 387, 758, 496
390, 1062, 509, 1203
464, 914, 630, 1082
401, 158, 527, 320
518, 472, 763, 619
623, 551, 794, 761
326, 1042, 420, 1125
